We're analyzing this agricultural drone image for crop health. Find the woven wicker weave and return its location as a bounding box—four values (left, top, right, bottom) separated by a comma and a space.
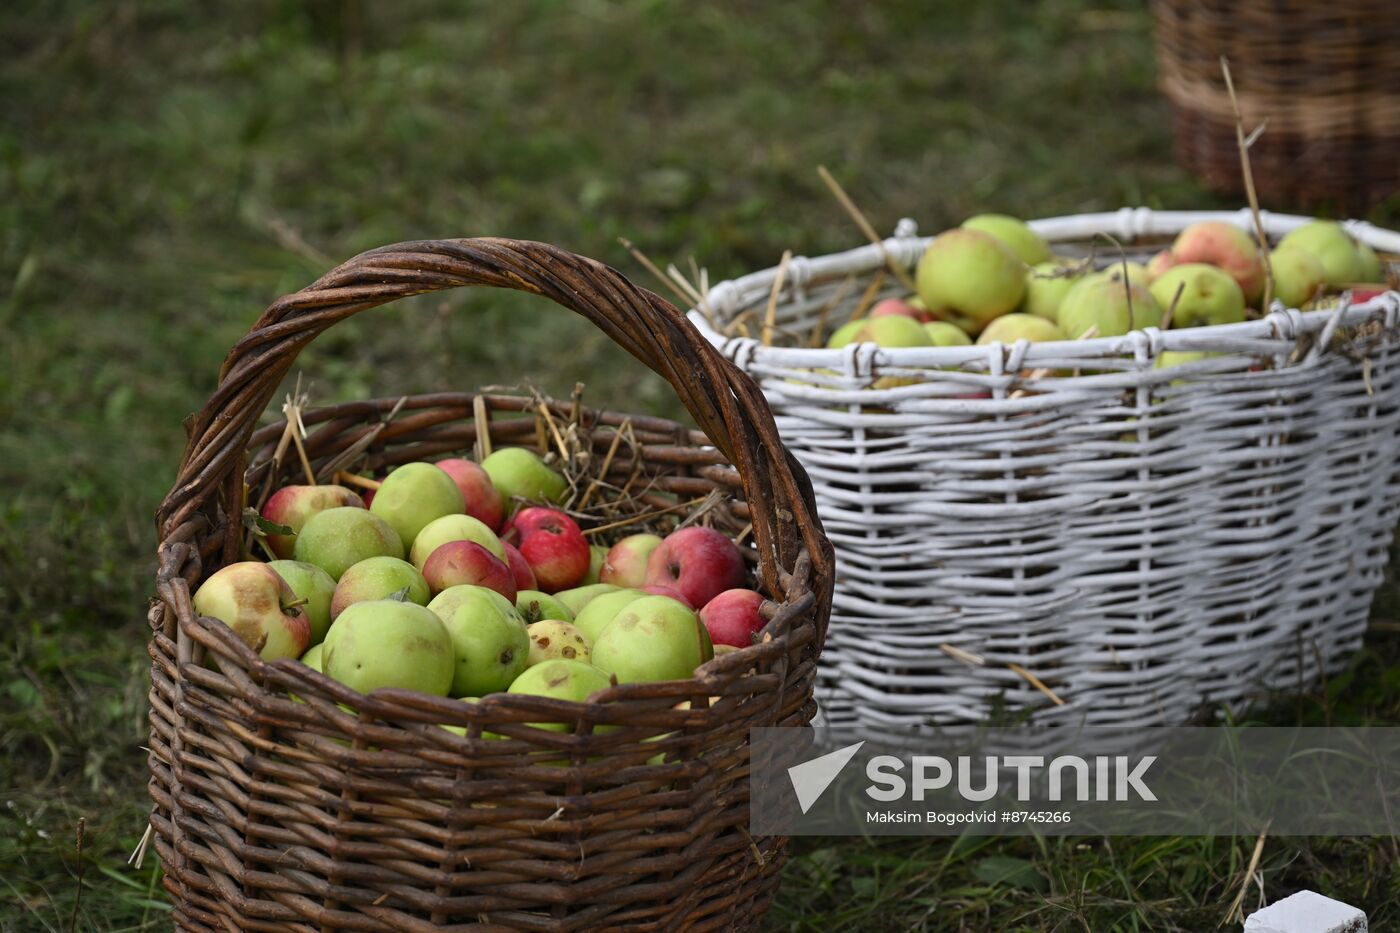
1153, 0, 1400, 209
148, 238, 834, 930
689, 208, 1400, 738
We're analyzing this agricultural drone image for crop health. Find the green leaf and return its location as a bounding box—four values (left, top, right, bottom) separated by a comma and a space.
243, 507, 293, 538
972, 855, 1049, 892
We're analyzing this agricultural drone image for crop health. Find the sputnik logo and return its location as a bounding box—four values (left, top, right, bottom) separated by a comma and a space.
787, 741, 865, 813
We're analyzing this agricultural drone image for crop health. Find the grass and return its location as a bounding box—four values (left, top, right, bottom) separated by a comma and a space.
1, 1, 1397, 929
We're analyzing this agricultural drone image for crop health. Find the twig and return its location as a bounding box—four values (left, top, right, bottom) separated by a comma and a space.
577, 419, 631, 512
581, 496, 711, 536
1221, 56, 1273, 309
473, 395, 492, 460
537, 402, 571, 462
1161, 281, 1186, 332
817, 165, 919, 293
69, 817, 86, 933
127, 822, 153, 869
619, 238, 699, 310
939, 643, 985, 667
336, 471, 382, 492
1222, 825, 1269, 926
281, 378, 317, 485
762, 250, 793, 347
808, 274, 857, 347
1007, 663, 1065, 706
849, 269, 888, 323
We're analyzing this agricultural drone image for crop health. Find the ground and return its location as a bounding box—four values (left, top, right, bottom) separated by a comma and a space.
2, 2, 1398, 930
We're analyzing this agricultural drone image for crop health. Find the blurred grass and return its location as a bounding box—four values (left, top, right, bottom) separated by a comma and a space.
1, 1, 1396, 930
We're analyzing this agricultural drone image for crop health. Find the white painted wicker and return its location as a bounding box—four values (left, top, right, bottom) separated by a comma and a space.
688, 208, 1400, 735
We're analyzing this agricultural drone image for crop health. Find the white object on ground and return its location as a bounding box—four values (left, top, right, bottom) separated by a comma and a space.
1244, 890, 1367, 933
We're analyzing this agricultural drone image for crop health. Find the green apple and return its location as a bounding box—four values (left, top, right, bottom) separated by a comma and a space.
1156, 350, 1212, 369
1058, 276, 1163, 339
962, 213, 1050, 265
1171, 221, 1266, 302
259, 484, 365, 559
849, 315, 934, 348
1278, 220, 1363, 286
527, 619, 592, 665
1148, 263, 1245, 327
976, 313, 1066, 344
507, 659, 615, 732
369, 462, 465, 552
301, 642, 324, 671
1022, 259, 1088, 321
409, 513, 505, 568
268, 559, 336, 645
322, 599, 454, 696
1357, 241, 1384, 283
192, 561, 312, 661
1269, 246, 1327, 308
516, 589, 574, 623
591, 595, 713, 684
573, 587, 648, 643
1099, 261, 1151, 291
922, 321, 973, 346
330, 556, 430, 620
583, 545, 607, 585
916, 229, 1027, 332
825, 319, 865, 349
481, 447, 568, 507
427, 584, 531, 697
554, 583, 622, 616
292, 507, 403, 580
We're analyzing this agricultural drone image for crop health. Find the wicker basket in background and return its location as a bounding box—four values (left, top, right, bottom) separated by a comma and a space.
148, 238, 834, 930
690, 208, 1400, 738
1152, 0, 1400, 211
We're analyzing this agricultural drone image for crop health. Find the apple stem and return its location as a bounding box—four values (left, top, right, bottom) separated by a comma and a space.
282, 596, 309, 612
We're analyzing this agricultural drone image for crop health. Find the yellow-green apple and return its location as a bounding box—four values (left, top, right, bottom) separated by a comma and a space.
369, 462, 465, 551
976, 313, 1066, 344
591, 595, 714, 684
1099, 261, 1152, 290
527, 619, 592, 665
642, 584, 693, 607
260, 485, 365, 558
506, 659, 614, 732
870, 297, 934, 323
1022, 260, 1087, 321
1278, 220, 1363, 286
962, 213, 1051, 265
1269, 247, 1327, 307
422, 540, 516, 601
300, 642, 323, 671
600, 533, 663, 588
1058, 277, 1163, 339
481, 447, 568, 507
573, 588, 648, 642
322, 599, 454, 696
1148, 263, 1245, 327
554, 583, 622, 616
922, 321, 973, 346
1170, 221, 1266, 302
409, 513, 504, 568
513, 507, 590, 593
501, 541, 537, 592
583, 544, 606, 585
849, 315, 933, 348
292, 507, 403, 581
825, 319, 865, 349
433, 458, 505, 531
193, 561, 312, 661
1356, 241, 1384, 283
917, 229, 1026, 332
267, 559, 336, 645
1146, 250, 1177, 281
699, 588, 767, 648
427, 584, 531, 696
516, 590, 574, 623
1156, 350, 1212, 369
645, 526, 748, 610
330, 555, 430, 620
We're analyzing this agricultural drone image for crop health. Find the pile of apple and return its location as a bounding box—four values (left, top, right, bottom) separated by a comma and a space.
192, 446, 769, 716
825, 213, 1391, 366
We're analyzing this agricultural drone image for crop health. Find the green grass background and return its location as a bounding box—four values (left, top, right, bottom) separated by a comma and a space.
2, 1, 1398, 929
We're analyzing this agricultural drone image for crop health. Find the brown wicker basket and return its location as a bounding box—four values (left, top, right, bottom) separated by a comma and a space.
147, 238, 834, 931
1152, 0, 1400, 211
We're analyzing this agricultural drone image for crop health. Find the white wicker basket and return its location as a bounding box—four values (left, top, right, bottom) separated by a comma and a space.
688, 208, 1400, 735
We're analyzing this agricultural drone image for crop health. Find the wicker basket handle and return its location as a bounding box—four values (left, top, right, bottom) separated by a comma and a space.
157, 237, 832, 597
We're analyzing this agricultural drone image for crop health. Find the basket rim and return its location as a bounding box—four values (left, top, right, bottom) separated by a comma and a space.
689, 207, 1400, 366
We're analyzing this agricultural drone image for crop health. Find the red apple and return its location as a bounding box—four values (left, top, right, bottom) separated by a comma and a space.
642, 583, 693, 608
600, 533, 663, 588
644, 526, 747, 610
700, 588, 767, 648
422, 540, 517, 601
435, 458, 506, 531
514, 507, 590, 593
501, 541, 537, 592
260, 485, 365, 559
